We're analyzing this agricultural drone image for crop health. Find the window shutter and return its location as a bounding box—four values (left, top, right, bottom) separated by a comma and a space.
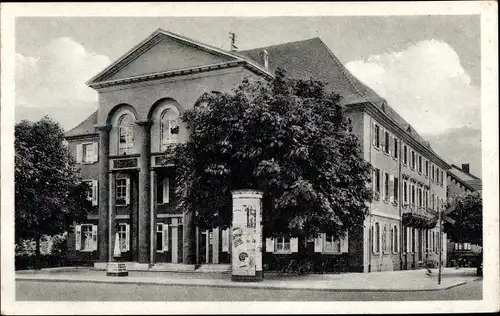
265, 238, 274, 253
92, 224, 98, 251
93, 142, 99, 163
75, 224, 82, 251
314, 235, 323, 252
340, 233, 349, 253
380, 128, 385, 149
125, 178, 130, 205
372, 122, 376, 146
290, 237, 299, 253
389, 135, 393, 155
163, 224, 169, 251
163, 178, 170, 204
92, 180, 98, 206
222, 229, 229, 252
76, 144, 83, 163
125, 224, 130, 251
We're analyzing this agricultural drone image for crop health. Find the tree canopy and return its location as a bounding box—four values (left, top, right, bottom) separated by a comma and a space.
443, 191, 482, 246
15, 116, 91, 245
169, 69, 372, 239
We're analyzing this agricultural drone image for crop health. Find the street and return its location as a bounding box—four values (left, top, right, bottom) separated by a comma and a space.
16, 279, 482, 301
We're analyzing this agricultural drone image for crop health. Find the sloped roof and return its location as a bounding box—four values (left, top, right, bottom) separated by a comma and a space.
65, 110, 98, 138
238, 38, 432, 150
449, 164, 482, 191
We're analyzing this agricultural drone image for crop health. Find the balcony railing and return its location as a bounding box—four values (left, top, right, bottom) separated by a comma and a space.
402, 204, 438, 228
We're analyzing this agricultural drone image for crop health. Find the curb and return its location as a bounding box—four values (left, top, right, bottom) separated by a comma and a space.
15, 276, 468, 293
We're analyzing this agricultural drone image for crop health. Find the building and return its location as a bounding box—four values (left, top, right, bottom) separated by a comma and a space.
446, 163, 482, 266
65, 29, 450, 272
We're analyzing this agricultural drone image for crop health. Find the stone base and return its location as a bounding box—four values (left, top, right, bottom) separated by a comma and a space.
106, 271, 129, 277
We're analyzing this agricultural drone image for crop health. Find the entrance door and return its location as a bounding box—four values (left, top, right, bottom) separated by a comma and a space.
198, 230, 213, 264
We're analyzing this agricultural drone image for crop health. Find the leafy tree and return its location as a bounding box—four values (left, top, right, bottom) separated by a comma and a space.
169, 69, 372, 239
443, 191, 482, 246
15, 116, 91, 268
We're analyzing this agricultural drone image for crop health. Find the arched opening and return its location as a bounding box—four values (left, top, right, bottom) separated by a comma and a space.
117, 113, 135, 155
160, 107, 180, 151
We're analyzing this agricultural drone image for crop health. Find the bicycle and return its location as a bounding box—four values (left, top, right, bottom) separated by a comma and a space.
333, 256, 349, 274
279, 258, 313, 276
314, 257, 332, 274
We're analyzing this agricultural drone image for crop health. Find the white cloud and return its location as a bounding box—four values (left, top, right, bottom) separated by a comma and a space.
16, 37, 110, 128
346, 39, 480, 135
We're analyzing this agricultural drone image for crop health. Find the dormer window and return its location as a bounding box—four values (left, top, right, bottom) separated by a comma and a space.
118, 114, 134, 155
160, 107, 180, 150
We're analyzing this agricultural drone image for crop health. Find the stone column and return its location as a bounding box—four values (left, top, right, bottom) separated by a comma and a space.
108, 172, 116, 262
136, 121, 151, 263
97, 125, 111, 262
150, 169, 157, 265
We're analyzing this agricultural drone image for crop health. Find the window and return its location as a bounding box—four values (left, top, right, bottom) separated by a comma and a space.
403, 180, 408, 204
418, 186, 422, 207
440, 171, 444, 186
431, 165, 435, 182
75, 224, 97, 251
432, 193, 435, 209
324, 234, 341, 253
160, 107, 180, 150
392, 225, 399, 253
373, 222, 380, 253
117, 223, 130, 252
115, 178, 129, 206
118, 114, 134, 155
393, 177, 399, 203
384, 131, 390, 154
373, 123, 380, 148
403, 227, 408, 253
76, 142, 98, 164
418, 155, 422, 173
156, 223, 169, 252
275, 237, 291, 253
411, 183, 416, 205
424, 190, 429, 209
393, 138, 399, 159
384, 172, 390, 202
373, 168, 381, 195
83, 180, 98, 206
411, 228, 416, 253
411, 150, 416, 170
157, 176, 170, 204
403, 145, 408, 165
425, 160, 429, 177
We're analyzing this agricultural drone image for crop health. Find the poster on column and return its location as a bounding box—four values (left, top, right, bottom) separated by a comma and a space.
232, 199, 259, 276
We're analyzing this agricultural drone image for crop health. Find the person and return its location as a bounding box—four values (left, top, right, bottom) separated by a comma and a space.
424, 255, 433, 276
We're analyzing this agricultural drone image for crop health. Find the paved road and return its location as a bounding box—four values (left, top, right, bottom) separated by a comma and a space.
16, 279, 482, 301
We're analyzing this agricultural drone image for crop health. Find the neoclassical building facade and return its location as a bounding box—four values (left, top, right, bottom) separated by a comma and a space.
65, 29, 450, 272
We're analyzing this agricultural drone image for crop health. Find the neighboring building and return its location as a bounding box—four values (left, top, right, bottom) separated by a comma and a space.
446, 163, 482, 266
65, 29, 450, 272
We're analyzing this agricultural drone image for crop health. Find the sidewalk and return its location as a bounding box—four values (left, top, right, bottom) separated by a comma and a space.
16, 267, 479, 292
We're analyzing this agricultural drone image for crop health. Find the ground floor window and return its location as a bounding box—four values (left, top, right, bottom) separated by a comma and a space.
115, 177, 130, 205
392, 225, 398, 253
275, 237, 291, 253
75, 224, 97, 251
117, 223, 130, 252
323, 234, 341, 253
373, 222, 380, 253
156, 223, 169, 252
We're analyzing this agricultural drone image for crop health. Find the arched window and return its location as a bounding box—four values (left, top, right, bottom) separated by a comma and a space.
160, 107, 180, 150
118, 113, 134, 155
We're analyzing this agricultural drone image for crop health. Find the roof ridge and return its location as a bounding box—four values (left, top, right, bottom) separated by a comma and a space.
240, 37, 322, 53
450, 164, 481, 180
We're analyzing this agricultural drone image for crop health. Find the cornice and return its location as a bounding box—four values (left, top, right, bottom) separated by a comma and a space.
64, 133, 99, 141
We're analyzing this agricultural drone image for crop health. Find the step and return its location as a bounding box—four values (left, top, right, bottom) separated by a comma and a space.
150, 263, 196, 272
195, 264, 231, 273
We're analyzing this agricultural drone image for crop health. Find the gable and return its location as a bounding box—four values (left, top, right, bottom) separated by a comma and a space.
106, 36, 236, 81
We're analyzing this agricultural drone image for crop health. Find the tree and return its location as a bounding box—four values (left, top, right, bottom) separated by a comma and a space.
443, 191, 482, 246
168, 69, 372, 239
15, 116, 91, 268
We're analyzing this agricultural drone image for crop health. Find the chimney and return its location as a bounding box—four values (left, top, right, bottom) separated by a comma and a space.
262, 49, 269, 70
462, 163, 470, 173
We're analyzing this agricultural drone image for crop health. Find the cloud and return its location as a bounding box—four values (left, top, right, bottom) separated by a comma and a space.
16, 37, 110, 129
346, 39, 481, 135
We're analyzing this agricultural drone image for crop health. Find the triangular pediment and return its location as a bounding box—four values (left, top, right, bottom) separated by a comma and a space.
88, 29, 241, 85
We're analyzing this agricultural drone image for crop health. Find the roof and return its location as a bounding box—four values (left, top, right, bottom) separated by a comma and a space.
238, 38, 434, 152
449, 164, 482, 191
64, 110, 98, 138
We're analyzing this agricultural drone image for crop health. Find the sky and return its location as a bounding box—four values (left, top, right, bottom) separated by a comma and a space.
15, 15, 482, 176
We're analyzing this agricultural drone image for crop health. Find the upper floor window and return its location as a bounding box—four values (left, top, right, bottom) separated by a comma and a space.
403, 145, 408, 165
373, 168, 381, 196
403, 180, 408, 204
76, 142, 98, 164
373, 124, 381, 149
393, 138, 399, 159
393, 177, 399, 203
83, 180, 98, 206
384, 131, 390, 154
425, 160, 429, 177
440, 171, 444, 186
118, 114, 135, 155
160, 108, 180, 150
431, 165, 435, 182
411, 150, 416, 170
418, 155, 422, 174
115, 177, 130, 206
383, 172, 390, 202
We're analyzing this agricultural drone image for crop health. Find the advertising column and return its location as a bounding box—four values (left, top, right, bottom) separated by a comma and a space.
231, 190, 263, 282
